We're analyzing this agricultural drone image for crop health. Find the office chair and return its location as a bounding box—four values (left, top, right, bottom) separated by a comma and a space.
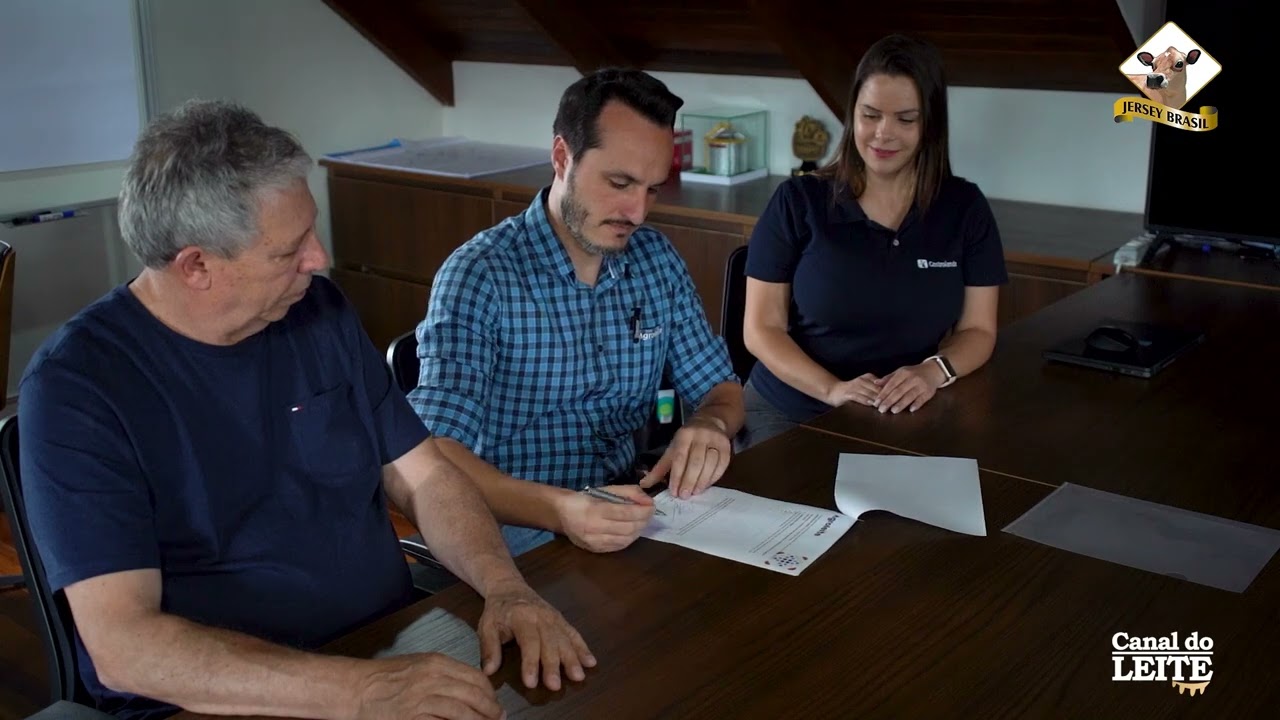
720, 244, 757, 383
0, 416, 93, 705
386, 329, 421, 395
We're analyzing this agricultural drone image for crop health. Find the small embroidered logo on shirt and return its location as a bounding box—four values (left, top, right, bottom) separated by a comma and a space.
635, 326, 663, 342
917, 259, 958, 269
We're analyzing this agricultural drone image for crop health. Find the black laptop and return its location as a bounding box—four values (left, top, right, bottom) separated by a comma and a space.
1043, 319, 1205, 378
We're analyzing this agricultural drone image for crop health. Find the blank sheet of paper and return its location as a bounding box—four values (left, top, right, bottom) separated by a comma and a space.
834, 453, 988, 536
1003, 483, 1280, 593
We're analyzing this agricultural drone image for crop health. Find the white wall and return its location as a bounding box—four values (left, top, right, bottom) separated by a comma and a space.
144, 0, 445, 255
444, 61, 1151, 213
1, 0, 444, 398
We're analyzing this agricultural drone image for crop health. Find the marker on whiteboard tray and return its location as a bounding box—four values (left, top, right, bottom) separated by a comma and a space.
9, 209, 78, 226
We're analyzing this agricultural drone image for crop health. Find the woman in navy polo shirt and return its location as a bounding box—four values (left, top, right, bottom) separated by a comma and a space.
738, 34, 1008, 449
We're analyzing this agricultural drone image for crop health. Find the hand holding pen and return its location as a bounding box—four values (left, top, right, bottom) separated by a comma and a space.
555, 484, 661, 554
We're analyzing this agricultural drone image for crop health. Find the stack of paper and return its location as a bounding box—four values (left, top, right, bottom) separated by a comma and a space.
324, 137, 549, 178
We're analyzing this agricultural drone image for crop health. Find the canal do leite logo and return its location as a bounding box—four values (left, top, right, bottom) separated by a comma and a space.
1113, 21, 1221, 132
1112, 631, 1214, 696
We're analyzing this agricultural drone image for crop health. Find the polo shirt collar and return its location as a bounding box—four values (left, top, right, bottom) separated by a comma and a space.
830, 182, 922, 230
524, 186, 631, 283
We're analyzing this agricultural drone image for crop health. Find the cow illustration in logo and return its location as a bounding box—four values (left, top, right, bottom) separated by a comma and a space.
1127, 46, 1202, 109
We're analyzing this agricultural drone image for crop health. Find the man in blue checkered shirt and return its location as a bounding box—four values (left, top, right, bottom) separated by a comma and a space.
409, 69, 745, 557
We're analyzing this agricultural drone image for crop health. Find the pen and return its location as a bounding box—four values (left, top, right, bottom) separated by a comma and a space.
582, 486, 665, 515
630, 307, 642, 343
9, 209, 78, 226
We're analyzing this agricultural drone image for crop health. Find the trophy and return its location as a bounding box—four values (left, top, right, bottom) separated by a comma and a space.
791, 115, 830, 176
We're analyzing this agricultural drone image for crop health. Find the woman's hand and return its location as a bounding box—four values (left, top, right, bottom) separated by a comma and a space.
873, 362, 946, 414
825, 373, 881, 408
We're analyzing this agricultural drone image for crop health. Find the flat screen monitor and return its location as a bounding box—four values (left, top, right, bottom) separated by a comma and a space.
1143, 0, 1271, 248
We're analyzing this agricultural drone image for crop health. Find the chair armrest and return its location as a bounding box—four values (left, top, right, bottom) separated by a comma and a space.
400, 535, 446, 569
400, 535, 462, 595
24, 701, 115, 720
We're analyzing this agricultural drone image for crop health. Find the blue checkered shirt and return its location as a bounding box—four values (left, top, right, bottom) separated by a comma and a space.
408, 187, 736, 490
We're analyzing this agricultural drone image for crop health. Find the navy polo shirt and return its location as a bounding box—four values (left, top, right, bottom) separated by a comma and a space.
745, 173, 1008, 421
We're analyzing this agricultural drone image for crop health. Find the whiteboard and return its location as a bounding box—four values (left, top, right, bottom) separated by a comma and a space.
0, 0, 142, 172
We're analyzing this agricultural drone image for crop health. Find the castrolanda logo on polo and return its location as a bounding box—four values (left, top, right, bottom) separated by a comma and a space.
1112, 631, 1214, 696
916, 259, 958, 269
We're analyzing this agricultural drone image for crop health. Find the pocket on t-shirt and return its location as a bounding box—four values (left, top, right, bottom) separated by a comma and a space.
287, 382, 380, 482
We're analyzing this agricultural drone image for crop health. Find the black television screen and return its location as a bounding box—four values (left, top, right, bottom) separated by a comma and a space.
1143, 0, 1270, 246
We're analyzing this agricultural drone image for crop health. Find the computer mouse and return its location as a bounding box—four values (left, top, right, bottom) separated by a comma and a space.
1085, 325, 1140, 353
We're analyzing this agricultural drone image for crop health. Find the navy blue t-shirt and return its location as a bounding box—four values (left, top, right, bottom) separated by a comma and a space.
18, 275, 428, 719
745, 173, 1008, 421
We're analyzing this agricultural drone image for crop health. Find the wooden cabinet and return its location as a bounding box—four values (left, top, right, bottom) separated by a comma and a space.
327, 173, 498, 353
330, 267, 431, 355
323, 160, 1139, 356
330, 176, 494, 284
644, 221, 746, 334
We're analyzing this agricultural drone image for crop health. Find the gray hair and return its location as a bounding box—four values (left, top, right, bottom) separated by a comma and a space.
119, 99, 313, 268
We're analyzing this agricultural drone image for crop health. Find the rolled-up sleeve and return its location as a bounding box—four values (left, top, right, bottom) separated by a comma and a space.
407, 249, 499, 449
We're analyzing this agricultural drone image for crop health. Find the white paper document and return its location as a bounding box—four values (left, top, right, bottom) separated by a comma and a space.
640, 487, 854, 575
834, 453, 987, 536
325, 136, 549, 178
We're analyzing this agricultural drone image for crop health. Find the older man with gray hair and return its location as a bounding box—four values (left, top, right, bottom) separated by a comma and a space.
18, 100, 593, 720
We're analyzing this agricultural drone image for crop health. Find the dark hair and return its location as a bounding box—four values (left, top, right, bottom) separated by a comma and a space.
552, 68, 684, 161
816, 34, 952, 212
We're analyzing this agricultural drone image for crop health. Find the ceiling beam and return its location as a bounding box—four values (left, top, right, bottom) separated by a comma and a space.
322, 0, 455, 106
513, 0, 634, 75
748, 0, 853, 120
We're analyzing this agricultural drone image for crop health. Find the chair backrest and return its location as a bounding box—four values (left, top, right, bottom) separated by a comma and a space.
386, 330, 420, 395
719, 244, 756, 383
0, 415, 90, 704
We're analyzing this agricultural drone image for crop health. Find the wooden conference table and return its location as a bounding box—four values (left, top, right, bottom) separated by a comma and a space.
179, 273, 1280, 719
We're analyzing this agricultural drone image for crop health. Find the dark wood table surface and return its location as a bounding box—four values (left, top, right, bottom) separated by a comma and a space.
808, 272, 1280, 527
1125, 245, 1280, 292
177, 424, 1280, 719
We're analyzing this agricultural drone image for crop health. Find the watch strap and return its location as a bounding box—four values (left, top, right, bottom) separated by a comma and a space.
927, 355, 957, 387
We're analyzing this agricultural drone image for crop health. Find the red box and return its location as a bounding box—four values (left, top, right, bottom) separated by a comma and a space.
671, 129, 693, 179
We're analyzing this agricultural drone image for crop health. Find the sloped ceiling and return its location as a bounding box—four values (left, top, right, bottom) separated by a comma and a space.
323, 0, 1138, 117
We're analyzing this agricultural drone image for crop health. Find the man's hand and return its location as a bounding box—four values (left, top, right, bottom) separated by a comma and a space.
873, 362, 944, 414
824, 373, 881, 408
554, 484, 655, 553
477, 583, 597, 692
356, 653, 504, 720
639, 416, 732, 499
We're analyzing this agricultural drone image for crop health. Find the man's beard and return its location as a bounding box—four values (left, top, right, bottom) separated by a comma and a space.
559, 171, 631, 257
